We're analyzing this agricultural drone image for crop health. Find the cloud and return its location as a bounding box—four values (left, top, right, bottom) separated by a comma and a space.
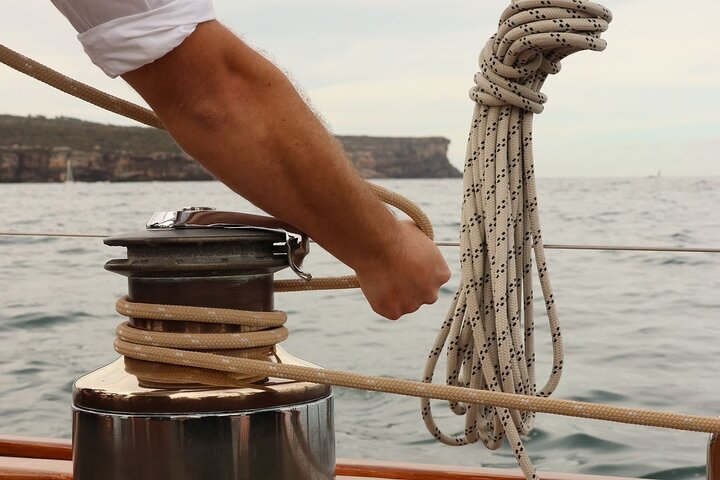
1, 0, 718, 176
577, 0, 720, 89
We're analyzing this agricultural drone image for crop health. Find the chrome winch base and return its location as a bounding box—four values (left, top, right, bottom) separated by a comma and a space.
73, 211, 335, 480
72, 358, 335, 480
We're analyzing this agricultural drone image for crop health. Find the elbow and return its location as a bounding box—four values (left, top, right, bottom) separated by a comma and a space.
160, 73, 278, 163
173, 59, 284, 138
179, 94, 236, 133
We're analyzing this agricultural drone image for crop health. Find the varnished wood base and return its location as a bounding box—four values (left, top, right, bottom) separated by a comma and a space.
0, 435, 641, 480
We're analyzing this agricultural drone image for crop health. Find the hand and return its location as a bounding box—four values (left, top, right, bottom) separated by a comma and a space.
355, 220, 451, 320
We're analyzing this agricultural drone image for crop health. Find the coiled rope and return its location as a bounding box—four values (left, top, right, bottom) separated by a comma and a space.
421, 1, 612, 478
8, 3, 720, 479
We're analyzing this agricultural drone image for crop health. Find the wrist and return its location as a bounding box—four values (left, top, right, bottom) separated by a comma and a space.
349, 215, 404, 277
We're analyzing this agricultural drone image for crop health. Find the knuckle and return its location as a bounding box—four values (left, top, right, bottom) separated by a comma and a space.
375, 303, 401, 320
442, 269, 451, 283
405, 301, 422, 315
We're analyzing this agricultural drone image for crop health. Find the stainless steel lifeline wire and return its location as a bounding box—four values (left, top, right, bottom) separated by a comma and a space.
3, 232, 720, 254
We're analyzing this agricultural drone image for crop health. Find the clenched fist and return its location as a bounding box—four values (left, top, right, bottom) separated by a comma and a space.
355, 220, 451, 320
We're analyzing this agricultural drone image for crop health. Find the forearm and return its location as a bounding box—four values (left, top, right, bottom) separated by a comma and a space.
123, 21, 399, 271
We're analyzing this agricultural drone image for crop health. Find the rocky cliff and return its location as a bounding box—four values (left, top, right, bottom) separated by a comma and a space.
0, 115, 461, 182
0, 146, 212, 182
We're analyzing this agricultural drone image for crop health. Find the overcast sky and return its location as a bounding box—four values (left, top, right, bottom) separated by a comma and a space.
1, 0, 718, 177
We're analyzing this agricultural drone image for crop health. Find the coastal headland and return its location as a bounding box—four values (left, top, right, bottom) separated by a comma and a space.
0, 115, 461, 182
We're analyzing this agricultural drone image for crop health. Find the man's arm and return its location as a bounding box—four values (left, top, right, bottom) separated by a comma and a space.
122, 21, 450, 320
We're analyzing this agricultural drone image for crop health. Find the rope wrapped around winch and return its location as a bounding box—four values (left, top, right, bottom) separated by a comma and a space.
113, 299, 720, 430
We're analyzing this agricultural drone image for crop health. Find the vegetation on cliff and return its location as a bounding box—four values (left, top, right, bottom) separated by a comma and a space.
0, 114, 180, 155
0, 115, 461, 182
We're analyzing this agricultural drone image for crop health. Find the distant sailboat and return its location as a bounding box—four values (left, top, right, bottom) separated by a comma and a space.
65, 157, 74, 182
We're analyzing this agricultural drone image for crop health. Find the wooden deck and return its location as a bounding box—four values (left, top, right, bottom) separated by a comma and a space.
0, 435, 643, 480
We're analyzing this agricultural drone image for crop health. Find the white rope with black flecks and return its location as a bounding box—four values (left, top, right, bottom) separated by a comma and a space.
421, 1, 612, 478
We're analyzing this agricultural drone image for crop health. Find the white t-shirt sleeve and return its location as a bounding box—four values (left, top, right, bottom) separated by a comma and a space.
50, 0, 216, 78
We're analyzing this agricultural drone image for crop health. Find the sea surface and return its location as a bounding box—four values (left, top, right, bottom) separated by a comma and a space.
1, 178, 719, 479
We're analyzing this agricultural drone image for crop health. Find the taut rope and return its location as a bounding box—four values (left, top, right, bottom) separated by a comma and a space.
114, 297, 720, 438
0, 42, 432, 293
0, 44, 163, 129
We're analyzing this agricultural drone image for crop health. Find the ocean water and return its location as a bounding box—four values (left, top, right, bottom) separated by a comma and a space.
1, 177, 719, 478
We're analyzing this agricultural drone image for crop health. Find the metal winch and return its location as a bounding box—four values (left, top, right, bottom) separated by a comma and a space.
72, 208, 335, 480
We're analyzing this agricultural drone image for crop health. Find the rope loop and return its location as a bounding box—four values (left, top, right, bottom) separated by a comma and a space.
429, 2, 612, 478
114, 297, 289, 386
115, 296, 287, 327
471, 0, 611, 113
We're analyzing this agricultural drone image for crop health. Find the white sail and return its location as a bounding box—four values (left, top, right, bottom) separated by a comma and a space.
65, 157, 74, 182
